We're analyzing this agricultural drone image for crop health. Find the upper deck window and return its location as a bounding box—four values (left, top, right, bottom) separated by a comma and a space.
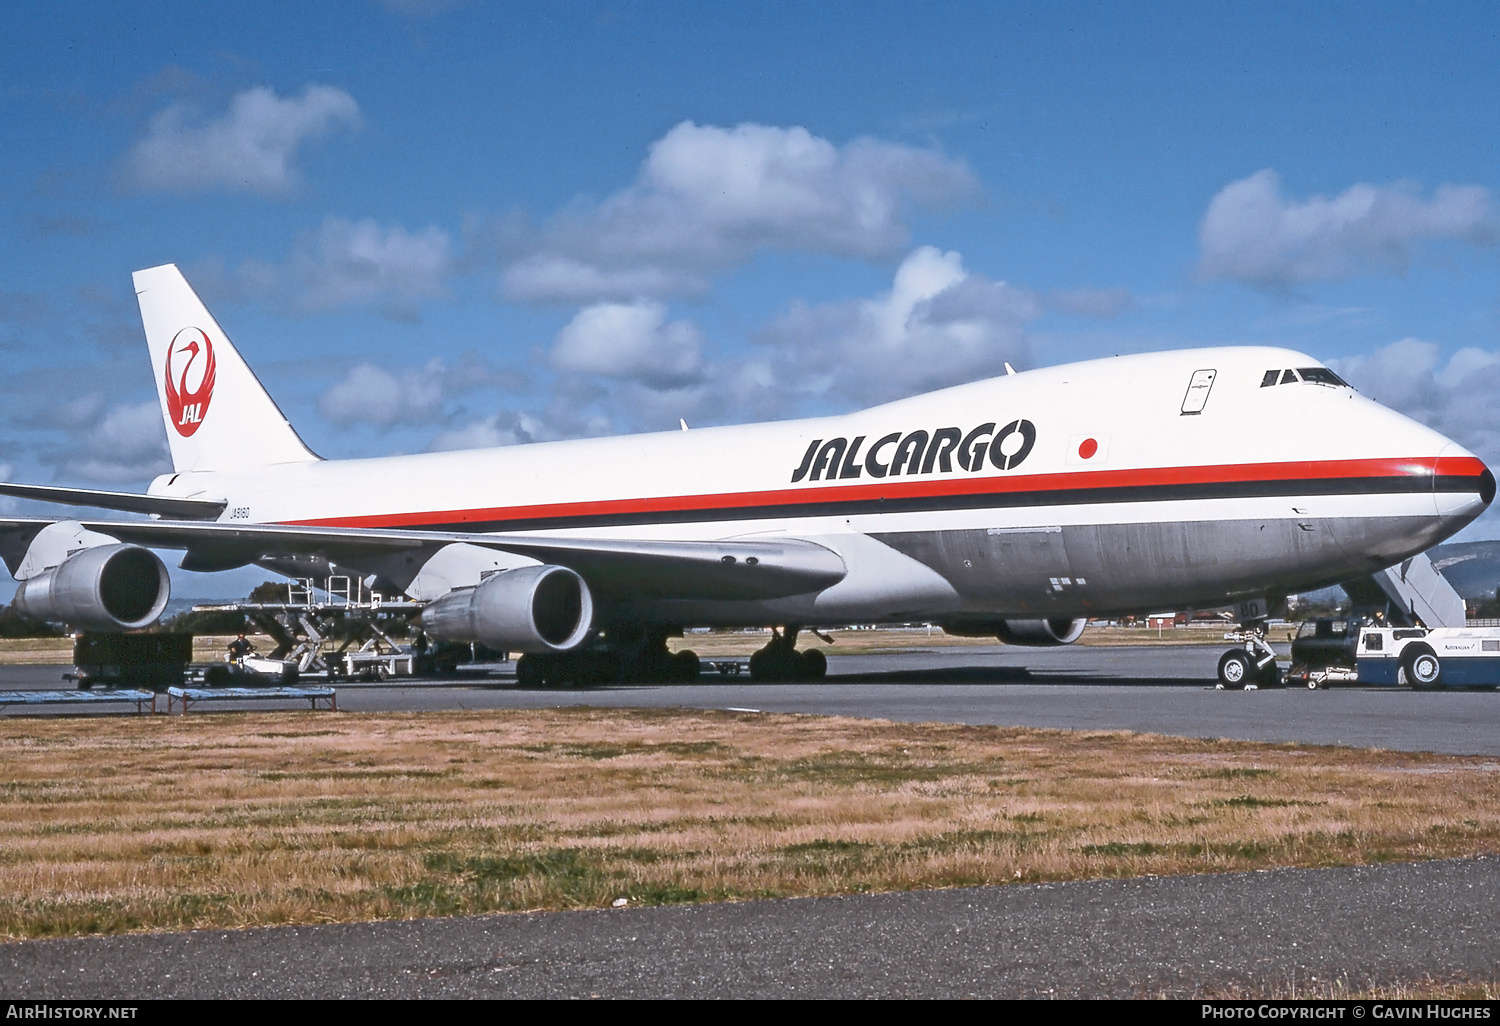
1297, 367, 1348, 387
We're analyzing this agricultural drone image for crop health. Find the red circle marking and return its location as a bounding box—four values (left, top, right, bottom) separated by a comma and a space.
1078, 438, 1098, 459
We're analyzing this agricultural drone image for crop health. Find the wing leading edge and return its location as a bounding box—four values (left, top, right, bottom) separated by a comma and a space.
0, 518, 847, 602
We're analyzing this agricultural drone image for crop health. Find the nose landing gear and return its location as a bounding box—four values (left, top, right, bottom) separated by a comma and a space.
1216, 625, 1282, 690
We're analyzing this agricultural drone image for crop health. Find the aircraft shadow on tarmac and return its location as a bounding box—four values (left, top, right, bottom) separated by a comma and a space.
493, 665, 1218, 691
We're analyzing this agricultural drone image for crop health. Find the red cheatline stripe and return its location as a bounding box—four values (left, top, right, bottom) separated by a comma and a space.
286, 455, 1487, 531
1436, 454, 1487, 477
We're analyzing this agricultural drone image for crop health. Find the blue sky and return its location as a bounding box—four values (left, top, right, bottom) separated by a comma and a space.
2, 1, 1499, 598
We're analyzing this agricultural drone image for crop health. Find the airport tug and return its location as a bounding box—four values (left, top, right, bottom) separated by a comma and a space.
1355, 626, 1500, 689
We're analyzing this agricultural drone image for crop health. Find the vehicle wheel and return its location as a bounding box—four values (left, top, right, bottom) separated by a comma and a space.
1216, 650, 1252, 690
748, 649, 767, 680
204, 665, 233, 688
673, 650, 701, 682
282, 666, 300, 685
516, 654, 544, 688
800, 648, 827, 681
1402, 644, 1442, 690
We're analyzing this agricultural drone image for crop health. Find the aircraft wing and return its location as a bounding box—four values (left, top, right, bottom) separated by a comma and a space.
0, 518, 847, 601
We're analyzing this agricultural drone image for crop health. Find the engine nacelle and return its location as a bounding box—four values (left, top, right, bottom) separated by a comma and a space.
420, 564, 594, 653
12, 544, 171, 631
944, 617, 1088, 646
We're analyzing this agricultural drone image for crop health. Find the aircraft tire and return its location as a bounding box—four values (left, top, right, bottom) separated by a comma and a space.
673, 650, 701, 682
516, 654, 544, 688
1216, 650, 1252, 690
749, 647, 795, 681
1257, 662, 1282, 688
800, 649, 827, 681
1402, 645, 1442, 690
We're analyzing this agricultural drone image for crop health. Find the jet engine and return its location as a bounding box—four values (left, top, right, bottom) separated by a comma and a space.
11, 544, 171, 631
943, 617, 1088, 646
420, 564, 594, 653
995, 617, 1088, 646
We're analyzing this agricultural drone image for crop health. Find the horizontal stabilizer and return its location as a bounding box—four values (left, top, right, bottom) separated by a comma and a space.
0, 483, 226, 521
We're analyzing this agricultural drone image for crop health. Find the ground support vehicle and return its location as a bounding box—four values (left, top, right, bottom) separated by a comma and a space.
1356, 626, 1500, 689
186, 655, 300, 687
72, 632, 191, 690
339, 649, 415, 680
1286, 618, 1361, 689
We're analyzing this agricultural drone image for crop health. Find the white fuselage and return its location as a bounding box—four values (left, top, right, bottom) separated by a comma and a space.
149, 346, 1493, 626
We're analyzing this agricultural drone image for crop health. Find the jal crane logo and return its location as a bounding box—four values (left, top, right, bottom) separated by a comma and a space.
164, 327, 217, 437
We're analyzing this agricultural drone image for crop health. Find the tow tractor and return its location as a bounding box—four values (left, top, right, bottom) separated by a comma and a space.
1355, 626, 1500, 689
1216, 550, 1473, 690
1286, 618, 1361, 689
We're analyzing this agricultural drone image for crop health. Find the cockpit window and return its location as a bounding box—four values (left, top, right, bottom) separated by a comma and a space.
1260, 370, 1280, 388
1297, 367, 1348, 387
1280, 369, 1299, 385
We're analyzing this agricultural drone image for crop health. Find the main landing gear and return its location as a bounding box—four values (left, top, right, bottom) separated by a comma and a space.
748, 627, 827, 682
1216, 626, 1282, 690
514, 627, 700, 689
511, 624, 828, 688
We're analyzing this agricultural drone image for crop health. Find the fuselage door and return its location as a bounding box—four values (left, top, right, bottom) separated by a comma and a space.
1181, 369, 1217, 415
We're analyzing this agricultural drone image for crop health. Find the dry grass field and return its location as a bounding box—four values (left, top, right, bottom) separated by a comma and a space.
0, 707, 1495, 941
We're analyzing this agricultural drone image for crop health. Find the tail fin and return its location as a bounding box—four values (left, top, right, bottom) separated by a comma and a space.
134, 264, 319, 473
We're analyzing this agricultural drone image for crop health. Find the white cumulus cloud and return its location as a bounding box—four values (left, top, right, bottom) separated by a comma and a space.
499, 121, 979, 303
1198, 169, 1495, 288
428, 411, 557, 451
125, 85, 360, 195
320, 361, 446, 427
205, 217, 452, 321
551, 301, 704, 389
291, 217, 452, 318
59, 401, 170, 483
1331, 339, 1500, 474
758, 246, 1038, 408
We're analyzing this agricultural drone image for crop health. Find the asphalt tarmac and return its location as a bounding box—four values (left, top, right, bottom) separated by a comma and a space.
4, 644, 1497, 755
3, 857, 1497, 998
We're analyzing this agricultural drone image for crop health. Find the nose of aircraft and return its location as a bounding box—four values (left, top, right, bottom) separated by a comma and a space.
1436, 441, 1495, 523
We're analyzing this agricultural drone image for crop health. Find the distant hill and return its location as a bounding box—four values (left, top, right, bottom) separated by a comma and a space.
1429, 541, 1500, 600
